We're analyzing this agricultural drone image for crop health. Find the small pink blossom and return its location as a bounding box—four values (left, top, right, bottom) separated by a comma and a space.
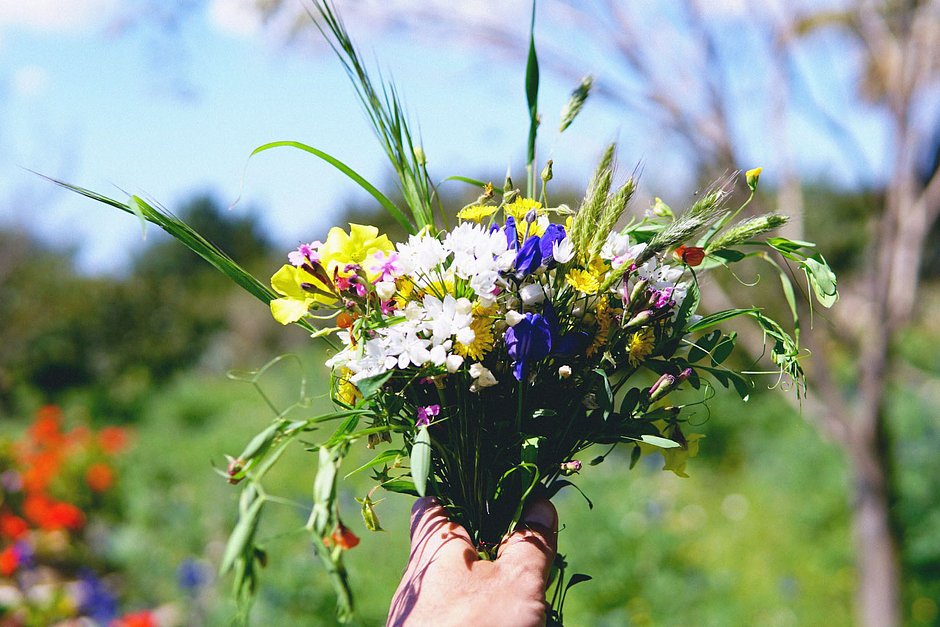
288, 241, 322, 266
416, 404, 440, 427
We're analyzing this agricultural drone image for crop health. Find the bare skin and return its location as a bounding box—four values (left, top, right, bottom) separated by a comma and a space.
387, 497, 558, 627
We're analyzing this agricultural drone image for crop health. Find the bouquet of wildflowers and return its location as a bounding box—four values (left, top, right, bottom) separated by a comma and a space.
52, 1, 838, 623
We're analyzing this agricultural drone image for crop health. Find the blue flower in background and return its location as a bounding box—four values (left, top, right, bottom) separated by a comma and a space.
505, 313, 552, 380
178, 557, 209, 594
78, 570, 117, 624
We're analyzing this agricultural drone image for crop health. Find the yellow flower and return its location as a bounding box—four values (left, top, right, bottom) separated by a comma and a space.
319, 223, 393, 280
269, 264, 336, 324
587, 297, 613, 357
334, 368, 362, 407
504, 198, 543, 222
626, 327, 655, 366
745, 167, 762, 191
637, 421, 704, 478
457, 204, 499, 222
455, 303, 496, 360
565, 268, 601, 295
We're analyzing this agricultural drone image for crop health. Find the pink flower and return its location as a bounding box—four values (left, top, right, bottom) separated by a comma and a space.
416, 404, 440, 427
288, 241, 322, 266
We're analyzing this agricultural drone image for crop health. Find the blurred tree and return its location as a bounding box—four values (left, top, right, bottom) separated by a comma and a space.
0, 194, 283, 418
226, 2, 940, 625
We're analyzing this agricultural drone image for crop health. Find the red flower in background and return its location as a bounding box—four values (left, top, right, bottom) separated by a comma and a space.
0, 513, 28, 540
111, 610, 156, 627
0, 545, 19, 576
23, 494, 85, 531
86, 463, 115, 492
30, 405, 64, 447
99, 427, 129, 455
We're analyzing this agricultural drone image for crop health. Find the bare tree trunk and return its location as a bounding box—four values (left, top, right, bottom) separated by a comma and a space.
848, 407, 902, 627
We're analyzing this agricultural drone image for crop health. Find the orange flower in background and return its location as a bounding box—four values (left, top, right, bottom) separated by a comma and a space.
0, 545, 19, 576
30, 405, 64, 447
86, 463, 115, 492
99, 427, 129, 455
0, 513, 29, 540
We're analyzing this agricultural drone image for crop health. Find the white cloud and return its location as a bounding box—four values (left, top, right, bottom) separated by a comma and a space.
207, 0, 262, 38
12, 65, 48, 98
0, 0, 121, 33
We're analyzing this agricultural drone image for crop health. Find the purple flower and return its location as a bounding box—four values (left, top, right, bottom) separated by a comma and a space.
538, 224, 566, 265
652, 287, 674, 309
504, 313, 552, 380
514, 235, 542, 279
416, 404, 440, 427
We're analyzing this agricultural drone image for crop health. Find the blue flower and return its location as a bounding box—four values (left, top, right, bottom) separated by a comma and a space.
503, 216, 518, 250
543, 301, 590, 356
178, 558, 209, 593
514, 235, 542, 279
504, 313, 552, 380
538, 223, 566, 265
78, 571, 117, 624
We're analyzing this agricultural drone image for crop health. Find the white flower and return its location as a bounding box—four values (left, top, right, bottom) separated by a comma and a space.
519, 283, 546, 306
552, 238, 575, 264
375, 281, 397, 301
505, 310, 525, 327
469, 363, 498, 391
558, 365, 572, 379
445, 354, 464, 373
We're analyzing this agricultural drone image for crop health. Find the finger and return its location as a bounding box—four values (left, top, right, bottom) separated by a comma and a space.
407, 497, 476, 572
496, 498, 558, 588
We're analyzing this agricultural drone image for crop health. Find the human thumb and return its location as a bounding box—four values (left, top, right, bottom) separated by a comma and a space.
496, 498, 558, 587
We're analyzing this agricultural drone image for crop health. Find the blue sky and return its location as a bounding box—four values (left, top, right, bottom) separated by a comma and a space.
0, 1, 895, 274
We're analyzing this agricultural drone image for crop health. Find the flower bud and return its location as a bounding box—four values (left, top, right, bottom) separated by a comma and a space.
505, 310, 525, 327
745, 167, 762, 191
624, 310, 652, 329
648, 373, 677, 402
413, 146, 427, 166
226, 456, 245, 485
375, 281, 396, 301
540, 160, 554, 182
558, 365, 572, 379
559, 460, 582, 476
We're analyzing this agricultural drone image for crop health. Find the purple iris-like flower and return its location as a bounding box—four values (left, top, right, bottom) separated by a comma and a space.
416, 404, 440, 427
503, 216, 519, 250
652, 287, 674, 309
538, 224, 566, 265
505, 313, 552, 380
543, 301, 590, 356
514, 235, 543, 279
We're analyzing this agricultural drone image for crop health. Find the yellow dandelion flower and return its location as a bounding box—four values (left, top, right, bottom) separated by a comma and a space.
627, 327, 655, 367
504, 198, 543, 222
587, 298, 613, 357
566, 268, 601, 294
455, 303, 496, 360
457, 204, 499, 222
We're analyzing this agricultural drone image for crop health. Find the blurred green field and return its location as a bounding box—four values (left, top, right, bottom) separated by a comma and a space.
42, 346, 863, 626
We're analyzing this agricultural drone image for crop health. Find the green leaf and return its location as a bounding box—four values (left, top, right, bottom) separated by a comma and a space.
709, 249, 746, 263
629, 444, 642, 469
251, 141, 414, 235
803, 256, 839, 307
220, 495, 264, 575
767, 236, 816, 254
411, 426, 432, 497
380, 479, 419, 496
686, 308, 760, 333
639, 435, 681, 449
354, 370, 394, 401
525, 0, 540, 167
711, 333, 736, 365
345, 448, 403, 479
441, 175, 503, 194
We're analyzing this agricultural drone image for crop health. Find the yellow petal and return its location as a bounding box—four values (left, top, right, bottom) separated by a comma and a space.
271, 264, 305, 298
270, 296, 311, 325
